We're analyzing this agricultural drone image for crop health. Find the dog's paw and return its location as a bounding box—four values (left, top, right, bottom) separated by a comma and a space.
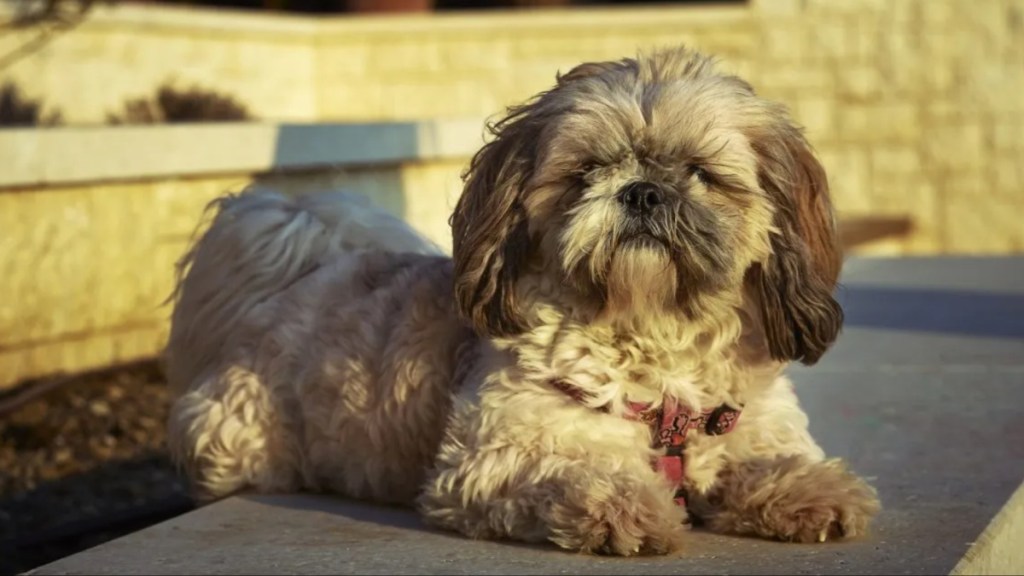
778, 483, 877, 543
703, 456, 880, 543
771, 458, 879, 543
547, 480, 688, 556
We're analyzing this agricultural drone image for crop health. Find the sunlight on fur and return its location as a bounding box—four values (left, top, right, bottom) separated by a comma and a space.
165, 45, 879, 556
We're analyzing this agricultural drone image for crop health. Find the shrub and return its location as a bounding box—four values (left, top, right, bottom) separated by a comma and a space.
106, 81, 254, 124
0, 82, 63, 127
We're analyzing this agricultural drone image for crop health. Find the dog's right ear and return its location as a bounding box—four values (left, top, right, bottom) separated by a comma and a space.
452, 59, 628, 338
451, 107, 540, 338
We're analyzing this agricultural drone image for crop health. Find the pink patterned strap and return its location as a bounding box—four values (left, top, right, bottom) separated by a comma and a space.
547, 378, 742, 508
546, 379, 742, 443
645, 400, 741, 508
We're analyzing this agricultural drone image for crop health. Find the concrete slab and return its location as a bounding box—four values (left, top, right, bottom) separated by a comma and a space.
26, 257, 1024, 575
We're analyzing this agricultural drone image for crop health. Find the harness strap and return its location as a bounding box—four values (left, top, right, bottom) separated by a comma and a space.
549, 379, 741, 507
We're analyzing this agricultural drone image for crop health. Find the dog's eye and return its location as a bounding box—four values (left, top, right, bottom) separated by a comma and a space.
575, 161, 600, 181
692, 166, 712, 186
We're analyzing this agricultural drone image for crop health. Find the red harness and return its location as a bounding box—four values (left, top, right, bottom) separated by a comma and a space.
550, 379, 741, 507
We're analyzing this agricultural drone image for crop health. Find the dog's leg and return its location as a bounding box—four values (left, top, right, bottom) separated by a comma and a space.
693, 454, 879, 543
417, 401, 687, 556
686, 377, 880, 542
167, 365, 300, 502
420, 449, 687, 555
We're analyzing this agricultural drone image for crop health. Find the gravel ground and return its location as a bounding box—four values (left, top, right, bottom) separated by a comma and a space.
0, 360, 193, 575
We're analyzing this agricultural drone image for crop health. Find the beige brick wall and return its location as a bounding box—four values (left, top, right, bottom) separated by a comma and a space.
745, 0, 1024, 255
312, 7, 756, 121
0, 6, 319, 124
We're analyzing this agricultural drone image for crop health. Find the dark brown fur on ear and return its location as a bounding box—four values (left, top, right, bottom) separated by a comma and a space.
450, 107, 539, 337
748, 120, 844, 365
452, 59, 634, 337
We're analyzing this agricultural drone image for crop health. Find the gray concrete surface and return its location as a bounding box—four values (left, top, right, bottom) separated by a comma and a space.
27, 257, 1024, 575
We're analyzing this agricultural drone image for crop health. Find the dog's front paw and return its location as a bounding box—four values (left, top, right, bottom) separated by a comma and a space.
547, 476, 688, 556
703, 456, 880, 543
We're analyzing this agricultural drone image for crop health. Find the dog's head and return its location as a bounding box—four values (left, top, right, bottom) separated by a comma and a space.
451, 46, 843, 365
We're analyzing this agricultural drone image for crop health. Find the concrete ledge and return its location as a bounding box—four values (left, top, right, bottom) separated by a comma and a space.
0, 119, 486, 189
25, 256, 1024, 575
952, 481, 1024, 575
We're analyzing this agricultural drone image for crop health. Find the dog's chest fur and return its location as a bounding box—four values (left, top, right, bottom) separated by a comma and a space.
491, 300, 768, 415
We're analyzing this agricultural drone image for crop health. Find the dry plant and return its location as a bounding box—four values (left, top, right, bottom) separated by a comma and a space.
107, 81, 254, 125
0, 82, 63, 127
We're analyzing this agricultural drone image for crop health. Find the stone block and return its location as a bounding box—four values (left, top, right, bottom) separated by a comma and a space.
318, 82, 387, 120
840, 103, 921, 143
807, 21, 856, 61
756, 65, 833, 94
922, 122, 985, 171
794, 97, 836, 142
315, 43, 373, 76
370, 40, 443, 74
848, 15, 884, 64
759, 24, 806, 64
870, 145, 923, 178
943, 196, 1024, 253
818, 146, 873, 215
439, 39, 513, 73
920, 0, 955, 27
836, 105, 872, 141
993, 159, 1022, 200
837, 65, 884, 102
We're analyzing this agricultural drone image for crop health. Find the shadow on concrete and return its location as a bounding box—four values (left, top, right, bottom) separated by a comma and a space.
837, 285, 1024, 339
235, 492, 566, 555
0, 452, 192, 576
242, 492, 428, 532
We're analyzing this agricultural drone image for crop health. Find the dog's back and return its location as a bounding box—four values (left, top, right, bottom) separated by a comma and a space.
165, 187, 443, 395
163, 187, 462, 502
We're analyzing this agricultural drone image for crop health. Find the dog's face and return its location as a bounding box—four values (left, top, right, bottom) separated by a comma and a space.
452, 47, 843, 365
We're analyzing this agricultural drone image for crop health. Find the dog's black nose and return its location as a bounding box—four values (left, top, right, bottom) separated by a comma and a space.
619, 182, 664, 215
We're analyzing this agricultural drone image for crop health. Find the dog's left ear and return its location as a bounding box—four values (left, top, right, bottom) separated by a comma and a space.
746, 118, 844, 365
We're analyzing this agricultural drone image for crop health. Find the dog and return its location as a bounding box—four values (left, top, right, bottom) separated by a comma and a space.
165, 45, 880, 556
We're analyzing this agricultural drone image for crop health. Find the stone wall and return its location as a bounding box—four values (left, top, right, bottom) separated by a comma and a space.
748, 0, 1024, 255
0, 5, 319, 124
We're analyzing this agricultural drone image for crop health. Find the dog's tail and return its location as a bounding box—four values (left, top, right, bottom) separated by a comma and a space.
164, 186, 442, 394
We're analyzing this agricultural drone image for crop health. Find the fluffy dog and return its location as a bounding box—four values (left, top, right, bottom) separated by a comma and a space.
165, 46, 880, 555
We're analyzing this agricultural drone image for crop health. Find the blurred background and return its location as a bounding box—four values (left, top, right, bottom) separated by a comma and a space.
0, 0, 1022, 573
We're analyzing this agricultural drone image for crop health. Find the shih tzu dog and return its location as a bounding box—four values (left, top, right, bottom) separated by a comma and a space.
165, 45, 879, 555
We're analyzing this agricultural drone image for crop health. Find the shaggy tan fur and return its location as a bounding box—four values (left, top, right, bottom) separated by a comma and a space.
165, 46, 879, 556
